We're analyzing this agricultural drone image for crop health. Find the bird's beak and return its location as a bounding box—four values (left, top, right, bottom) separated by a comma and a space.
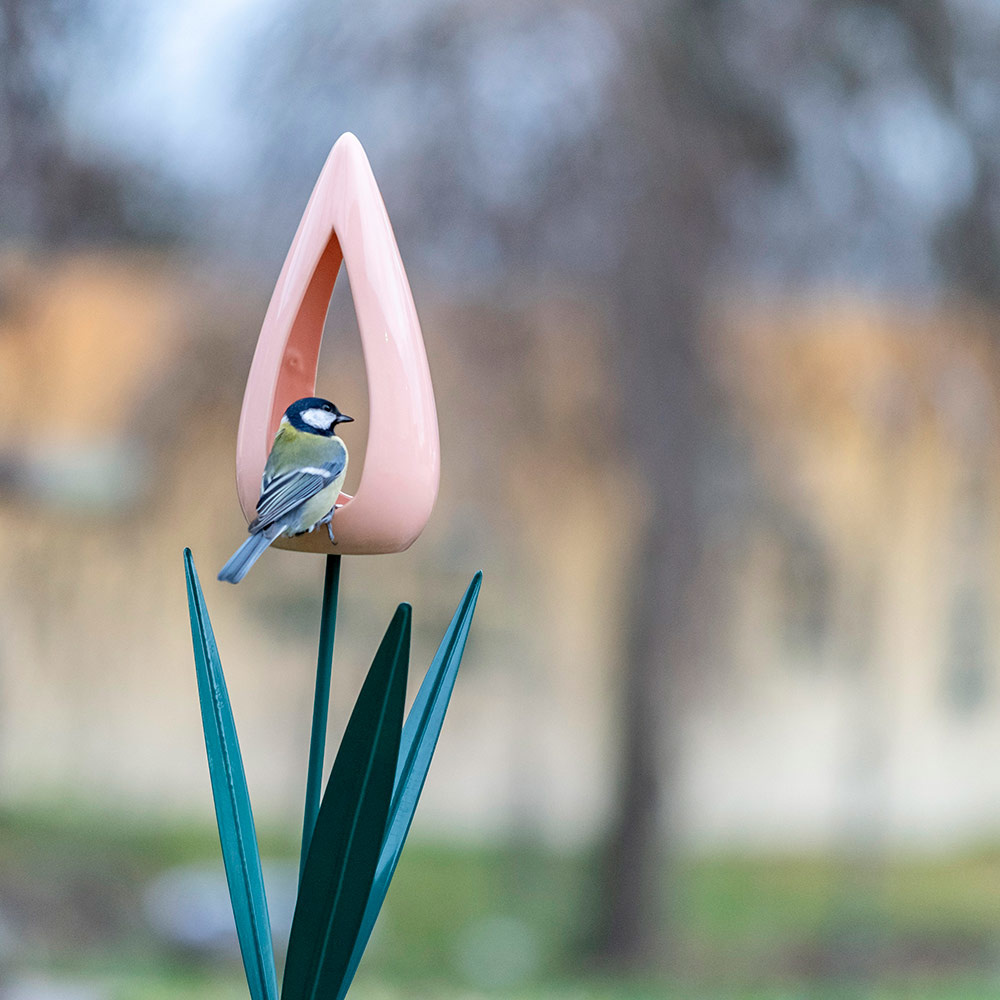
335, 413, 354, 425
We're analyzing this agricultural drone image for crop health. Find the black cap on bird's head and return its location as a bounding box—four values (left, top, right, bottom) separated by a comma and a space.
284, 397, 354, 436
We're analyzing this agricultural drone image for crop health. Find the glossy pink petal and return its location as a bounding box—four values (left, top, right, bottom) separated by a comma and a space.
235, 133, 440, 555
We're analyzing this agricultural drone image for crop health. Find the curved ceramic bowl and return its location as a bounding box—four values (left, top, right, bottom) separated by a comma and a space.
235, 133, 440, 555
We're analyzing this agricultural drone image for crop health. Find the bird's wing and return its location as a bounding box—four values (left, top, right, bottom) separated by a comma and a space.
251, 455, 346, 532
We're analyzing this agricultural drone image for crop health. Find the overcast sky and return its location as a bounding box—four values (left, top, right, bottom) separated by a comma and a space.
48, 0, 1000, 295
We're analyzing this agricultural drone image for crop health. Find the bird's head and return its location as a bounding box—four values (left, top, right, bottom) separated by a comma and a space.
284, 397, 354, 437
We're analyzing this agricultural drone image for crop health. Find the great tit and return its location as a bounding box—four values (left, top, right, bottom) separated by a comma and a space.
218, 397, 353, 584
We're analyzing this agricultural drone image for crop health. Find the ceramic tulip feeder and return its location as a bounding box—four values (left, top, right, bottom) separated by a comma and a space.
236, 132, 439, 556
183, 133, 481, 1000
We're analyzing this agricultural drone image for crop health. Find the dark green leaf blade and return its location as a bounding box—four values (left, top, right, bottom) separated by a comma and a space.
183, 548, 278, 1000
282, 604, 410, 1000
336, 572, 482, 1000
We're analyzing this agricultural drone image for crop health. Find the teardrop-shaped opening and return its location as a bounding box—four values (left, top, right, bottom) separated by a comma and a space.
268, 228, 368, 504
318, 257, 368, 499
269, 230, 343, 439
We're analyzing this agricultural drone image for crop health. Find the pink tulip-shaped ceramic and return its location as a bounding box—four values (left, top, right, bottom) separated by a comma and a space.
235, 133, 439, 555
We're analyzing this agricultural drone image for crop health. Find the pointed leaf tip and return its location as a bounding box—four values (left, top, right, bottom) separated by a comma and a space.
335, 573, 481, 1000
283, 605, 409, 1000
185, 551, 278, 1000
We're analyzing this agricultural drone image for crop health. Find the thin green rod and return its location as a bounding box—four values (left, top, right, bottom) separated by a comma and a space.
299, 553, 341, 883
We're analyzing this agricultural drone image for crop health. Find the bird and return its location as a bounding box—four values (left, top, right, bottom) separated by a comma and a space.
218, 396, 353, 584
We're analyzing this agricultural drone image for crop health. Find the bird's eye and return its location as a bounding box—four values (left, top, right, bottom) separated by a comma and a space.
324, 404, 333, 411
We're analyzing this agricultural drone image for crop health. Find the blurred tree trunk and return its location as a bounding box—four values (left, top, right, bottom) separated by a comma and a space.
590, 0, 790, 970
590, 92, 719, 968
592, 185, 714, 968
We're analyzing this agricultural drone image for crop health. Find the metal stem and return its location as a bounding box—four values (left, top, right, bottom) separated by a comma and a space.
299, 553, 341, 882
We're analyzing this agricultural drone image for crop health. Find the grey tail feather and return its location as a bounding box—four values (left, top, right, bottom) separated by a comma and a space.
217, 530, 277, 584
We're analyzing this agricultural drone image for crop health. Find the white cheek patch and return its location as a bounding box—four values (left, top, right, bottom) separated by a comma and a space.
301, 408, 336, 431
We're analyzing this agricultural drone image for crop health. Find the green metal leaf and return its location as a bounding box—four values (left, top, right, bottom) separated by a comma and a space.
336, 572, 482, 1000
183, 548, 277, 1000
282, 604, 410, 1000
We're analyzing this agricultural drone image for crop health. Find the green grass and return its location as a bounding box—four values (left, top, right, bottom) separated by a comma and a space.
4, 805, 1000, 999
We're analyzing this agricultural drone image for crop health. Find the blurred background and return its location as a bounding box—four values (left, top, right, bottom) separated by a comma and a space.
3, 0, 1000, 997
